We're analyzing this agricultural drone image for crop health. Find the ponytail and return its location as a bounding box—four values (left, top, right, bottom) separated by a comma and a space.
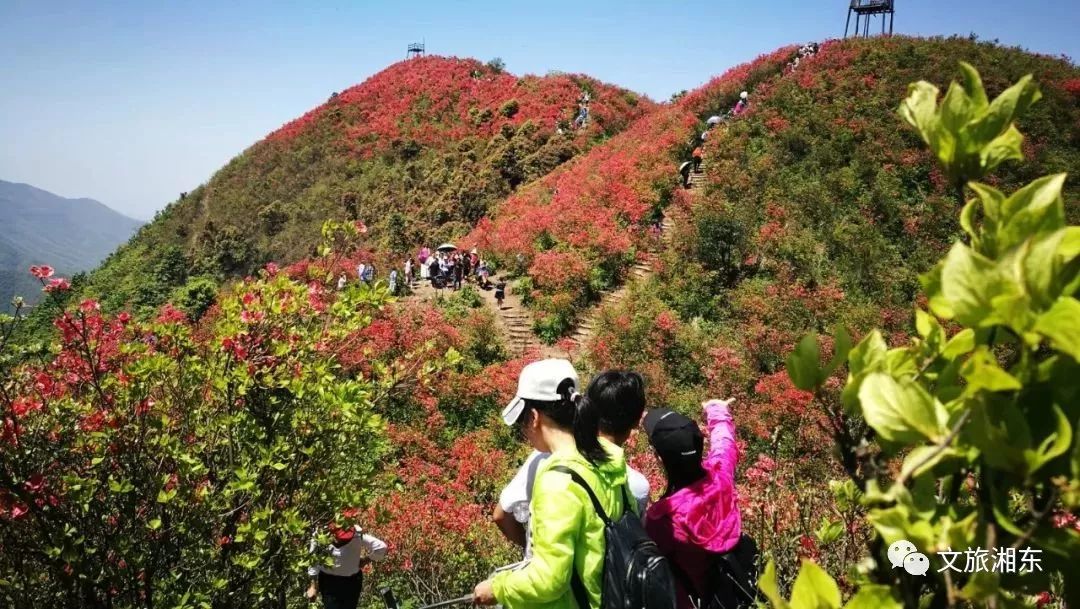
571, 389, 610, 465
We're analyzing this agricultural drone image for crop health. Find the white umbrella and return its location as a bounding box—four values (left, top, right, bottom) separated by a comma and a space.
706, 115, 722, 125
436, 243, 458, 252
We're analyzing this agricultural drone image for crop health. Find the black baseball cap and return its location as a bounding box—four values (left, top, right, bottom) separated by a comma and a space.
643, 408, 704, 462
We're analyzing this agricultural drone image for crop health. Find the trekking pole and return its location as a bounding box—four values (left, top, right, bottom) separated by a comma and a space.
418, 594, 474, 609
381, 588, 474, 609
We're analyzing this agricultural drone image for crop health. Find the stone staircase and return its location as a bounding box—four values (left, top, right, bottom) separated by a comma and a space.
569, 214, 675, 349
407, 162, 699, 360
406, 273, 551, 359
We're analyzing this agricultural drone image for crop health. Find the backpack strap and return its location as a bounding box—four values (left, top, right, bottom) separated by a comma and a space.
550, 465, 607, 609
550, 465, 611, 524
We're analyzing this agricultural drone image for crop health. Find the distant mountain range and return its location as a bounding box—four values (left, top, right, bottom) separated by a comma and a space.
0, 180, 142, 306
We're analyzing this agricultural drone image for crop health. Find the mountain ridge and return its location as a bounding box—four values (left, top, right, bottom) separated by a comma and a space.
0, 179, 143, 306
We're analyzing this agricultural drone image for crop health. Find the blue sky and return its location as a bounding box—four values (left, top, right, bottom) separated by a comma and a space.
1, 0, 1077, 220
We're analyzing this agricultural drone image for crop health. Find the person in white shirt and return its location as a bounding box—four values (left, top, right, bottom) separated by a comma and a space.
493, 368, 651, 558
305, 521, 388, 609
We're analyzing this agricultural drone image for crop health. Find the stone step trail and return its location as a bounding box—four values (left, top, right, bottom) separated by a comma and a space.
568, 213, 677, 350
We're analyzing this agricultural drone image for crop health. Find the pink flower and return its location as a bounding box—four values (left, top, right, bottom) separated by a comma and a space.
156, 304, 188, 324
79, 299, 100, 313
264, 262, 279, 276
117, 311, 131, 324
354, 220, 368, 234
44, 278, 71, 292
29, 265, 54, 279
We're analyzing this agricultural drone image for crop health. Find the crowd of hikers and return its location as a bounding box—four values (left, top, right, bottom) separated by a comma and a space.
786, 41, 820, 72
307, 359, 755, 609
336, 245, 499, 299
413, 245, 494, 291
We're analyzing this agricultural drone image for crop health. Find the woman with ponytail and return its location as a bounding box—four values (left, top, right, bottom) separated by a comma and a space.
474, 359, 634, 609
494, 372, 651, 556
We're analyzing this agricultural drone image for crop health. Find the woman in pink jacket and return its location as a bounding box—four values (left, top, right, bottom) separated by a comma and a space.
644, 399, 755, 609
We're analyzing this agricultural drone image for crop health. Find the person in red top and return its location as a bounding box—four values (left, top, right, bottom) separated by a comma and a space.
644, 399, 753, 609
691, 146, 703, 171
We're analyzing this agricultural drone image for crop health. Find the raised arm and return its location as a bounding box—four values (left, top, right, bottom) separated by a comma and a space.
701, 399, 738, 486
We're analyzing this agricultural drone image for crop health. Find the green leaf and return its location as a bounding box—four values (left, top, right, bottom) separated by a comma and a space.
899, 80, 942, 149
1034, 297, 1080, 362
757, 561, 791, 609
787, 334, 822, 391
941, 329, 975, 360
788, 560, 841, 609
957, 61, 989, 109
823, 327, 852, 377
921, 262, 955, 319
966, 73, 1041, 157
815, 518, 845, 545
148, 518, 162, 531
967, 396, 1030, 473
858, 373, 945, 443
899, 445, 965, 480
961, 347, 1021, 394
1022, 228, 1074, 309
1026, 404, 1073, 475
941, 242, 1004, 327
843, 585, 901, 609
848, 330, 888, 376
978, 125, 1024, 177
997, 173, 1067, 252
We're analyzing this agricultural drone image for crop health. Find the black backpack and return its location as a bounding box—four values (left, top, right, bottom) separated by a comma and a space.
551, 466, 678, 609
670, 534, 760, 609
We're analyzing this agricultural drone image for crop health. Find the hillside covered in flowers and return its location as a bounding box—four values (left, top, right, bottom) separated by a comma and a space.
64, 56, 652, 317
3, 36, 1080, 609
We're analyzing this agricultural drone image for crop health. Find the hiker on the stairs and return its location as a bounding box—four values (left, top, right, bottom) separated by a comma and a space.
733, 91, 749, 116
679, 161, 693, 189
692, 146, 703, 172
404, 258, 414, 285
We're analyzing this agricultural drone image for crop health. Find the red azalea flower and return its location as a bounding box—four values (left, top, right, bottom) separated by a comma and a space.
29, 265, 54, 279
79, 299, 100, 313
354, 220, 368, 234
44, 277, 71, 292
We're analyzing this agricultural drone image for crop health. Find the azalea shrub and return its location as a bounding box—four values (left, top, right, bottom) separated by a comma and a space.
0, 222, 483, 609
764, 62, 1080, 608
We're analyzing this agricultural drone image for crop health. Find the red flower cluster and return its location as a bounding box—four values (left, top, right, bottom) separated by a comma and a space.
264, 56, 652, 158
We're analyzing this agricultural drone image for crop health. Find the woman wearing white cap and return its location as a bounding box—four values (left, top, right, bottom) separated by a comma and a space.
473, 359, 637, 609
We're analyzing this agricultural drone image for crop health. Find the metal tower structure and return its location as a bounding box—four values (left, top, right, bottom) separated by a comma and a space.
845, 0, 894, 38
406, 42, 425, 59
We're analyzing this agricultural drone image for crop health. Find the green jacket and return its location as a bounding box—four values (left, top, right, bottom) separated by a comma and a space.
492, 439, 633, 609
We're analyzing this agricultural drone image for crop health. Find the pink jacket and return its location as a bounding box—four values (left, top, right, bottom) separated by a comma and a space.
644, 399, 741, 609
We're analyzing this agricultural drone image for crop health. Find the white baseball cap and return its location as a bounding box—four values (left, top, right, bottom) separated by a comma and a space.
501, 359, 579, 425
